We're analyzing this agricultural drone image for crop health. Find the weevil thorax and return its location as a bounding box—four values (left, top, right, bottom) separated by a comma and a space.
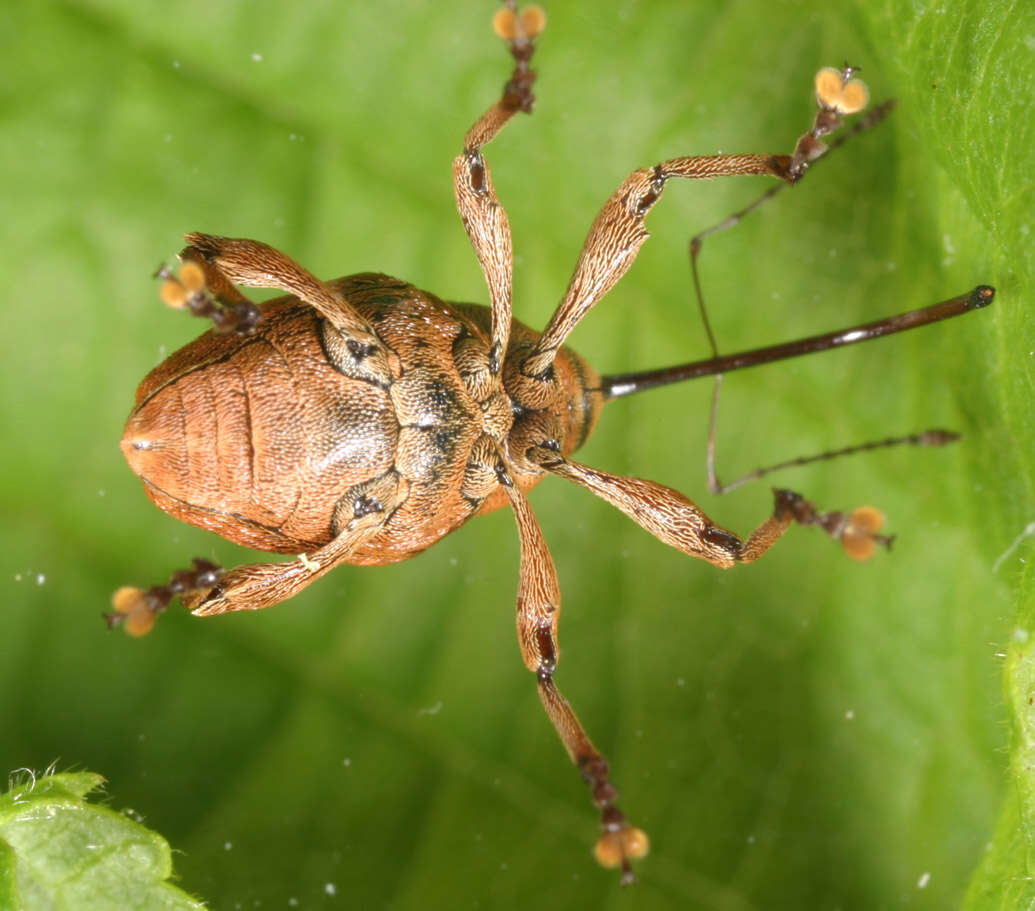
450, 301, 605, 515
121, 273, 603, 566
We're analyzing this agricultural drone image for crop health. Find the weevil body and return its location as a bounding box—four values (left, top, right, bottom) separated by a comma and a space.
123, 271, 603, 563
114, 2, 993, 884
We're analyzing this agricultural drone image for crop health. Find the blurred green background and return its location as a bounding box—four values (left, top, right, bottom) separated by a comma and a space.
2, 0, 1030, 908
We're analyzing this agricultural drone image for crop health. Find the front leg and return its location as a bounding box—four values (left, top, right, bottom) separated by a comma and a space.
521, 65, 872, 380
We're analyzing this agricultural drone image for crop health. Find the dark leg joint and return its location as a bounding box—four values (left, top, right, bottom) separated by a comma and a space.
465, 150, 487, 194
772, 488, 808, 522
502, 66, 537, 112
702, 525, 743, 562
535, 628, 557, 675
768, 153, 797, 184
635, 166, 667, 215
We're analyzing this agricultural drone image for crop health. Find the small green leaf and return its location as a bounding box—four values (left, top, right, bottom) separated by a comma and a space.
0, 771, 206, 911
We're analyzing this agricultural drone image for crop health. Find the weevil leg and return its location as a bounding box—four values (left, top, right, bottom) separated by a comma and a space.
500, 472, 648, 883
180, 233, 400, 385
689, 99, 898, 355
520, 66, 877, 381
522, 156, 795, 380
182, 529, 370, 617
184, 481, 407, 617
527, 443, 893, 563
452, 3, 545, 375
181, 234, 368, 337
109, 483, 408, 628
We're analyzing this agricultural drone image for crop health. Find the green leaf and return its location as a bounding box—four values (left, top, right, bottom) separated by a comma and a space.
966, 561, 1035, 909
855, 1, 1035, 908
0, 770, 205, 910
1, 0, 1027, 909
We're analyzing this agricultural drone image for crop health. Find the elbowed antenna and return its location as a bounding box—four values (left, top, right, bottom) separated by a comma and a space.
600, 285, 994, 400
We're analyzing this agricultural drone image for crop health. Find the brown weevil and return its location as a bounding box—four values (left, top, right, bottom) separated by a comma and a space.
111, 2, 994, 883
